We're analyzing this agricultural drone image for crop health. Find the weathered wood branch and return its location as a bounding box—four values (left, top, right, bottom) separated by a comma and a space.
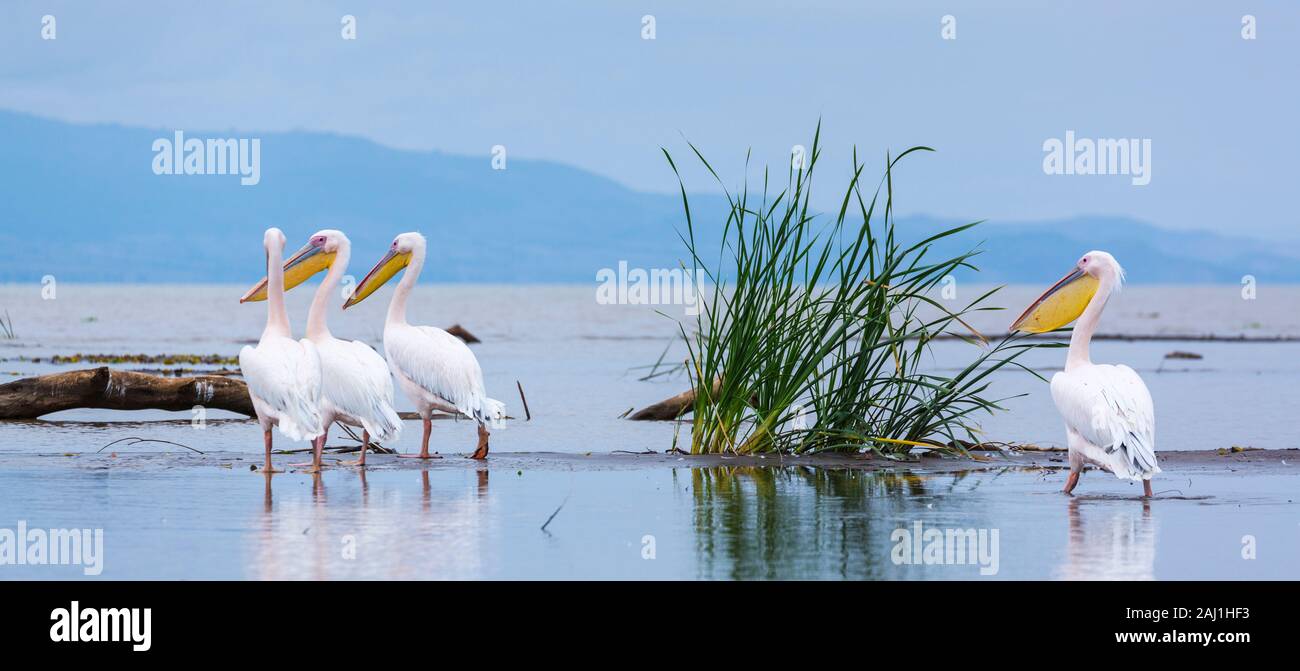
445, 324, 480, 344
0, 368, 485, 421
628, 379, 724, 421
0, 324, 486, 421
0, 367, 255, 419
628, 388, 698, 420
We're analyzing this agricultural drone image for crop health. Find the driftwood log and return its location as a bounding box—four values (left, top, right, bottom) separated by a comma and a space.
628, 379, 724, 421
0, 368, 474, 421
0, 324, 489, 420
445, 324, 480, 344
628, 387, 698, 420
0, 367, 255, 419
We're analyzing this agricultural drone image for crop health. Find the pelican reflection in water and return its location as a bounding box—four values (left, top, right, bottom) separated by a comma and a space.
1057, 497, 1156, 580
248, 469, 493, 579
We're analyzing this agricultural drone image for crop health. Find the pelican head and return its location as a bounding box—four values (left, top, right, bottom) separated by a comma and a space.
240, 229, 346, 303
1010, 250, 1124, 333
343, 232, 425, 309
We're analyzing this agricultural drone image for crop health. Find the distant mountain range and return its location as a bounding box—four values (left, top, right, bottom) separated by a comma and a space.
2, 110, 1297, 284
901, 215, 1300, 284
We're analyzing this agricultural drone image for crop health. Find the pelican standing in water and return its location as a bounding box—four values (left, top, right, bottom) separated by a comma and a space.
1011, 250, 1159, 497
238, 228, 324, 473
241, 230, 403, 472
343, 232, 504, 459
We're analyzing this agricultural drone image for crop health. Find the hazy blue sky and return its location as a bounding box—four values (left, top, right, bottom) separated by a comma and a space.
1, 1, 1296, 239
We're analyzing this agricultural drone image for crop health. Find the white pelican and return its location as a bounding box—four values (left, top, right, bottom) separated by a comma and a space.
343, 232, 505, 459
242, 230, 403, 471
237, 228, 324, 473
1011, 250, 1159, 497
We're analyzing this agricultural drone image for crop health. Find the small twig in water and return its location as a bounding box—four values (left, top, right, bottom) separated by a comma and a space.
540, 495, 570, 534
516, 380, 532, 421
96, 436, 204, 455
636, 338, 679, 381
336, 423, 396, 454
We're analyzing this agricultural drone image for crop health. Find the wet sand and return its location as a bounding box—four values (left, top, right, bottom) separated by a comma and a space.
5, 445, 1294, 474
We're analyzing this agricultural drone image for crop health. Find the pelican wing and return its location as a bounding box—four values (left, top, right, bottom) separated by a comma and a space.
385, 324, 503, 422
317, 338, 403, 441
1050, 364, 1158, 477
238, 337, 324, 441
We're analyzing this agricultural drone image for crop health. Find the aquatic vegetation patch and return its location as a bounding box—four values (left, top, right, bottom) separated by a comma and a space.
665, 125, 1052, 455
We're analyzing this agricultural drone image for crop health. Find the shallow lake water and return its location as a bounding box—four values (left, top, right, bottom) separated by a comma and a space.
1, 453, 1295, 580
1, 284, 1298, 579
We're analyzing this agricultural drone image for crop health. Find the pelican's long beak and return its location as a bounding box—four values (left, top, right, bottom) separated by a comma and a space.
343, 249, 410, 309
239, 277, 267, 304
239, 243, 337, 303
1009, 267, 1100, 333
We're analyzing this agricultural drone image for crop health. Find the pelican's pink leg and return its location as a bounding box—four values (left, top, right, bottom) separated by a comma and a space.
1143, 479, 1153, 498
260, 429, 282, 474
342, 430, 371, 467
291, 432, 326, 472
311, 433, 325, 473
400, 416, 439, 459
1062, 468, 1080, 495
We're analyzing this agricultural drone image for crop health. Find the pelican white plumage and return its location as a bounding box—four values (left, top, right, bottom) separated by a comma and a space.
343, 232, 505, 459
242, 229, 402, 472
237, 228, 324, 473
1011, 250, 1159, 497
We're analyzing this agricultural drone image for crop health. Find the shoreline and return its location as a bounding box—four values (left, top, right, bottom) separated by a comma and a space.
3, 446, 1294, 476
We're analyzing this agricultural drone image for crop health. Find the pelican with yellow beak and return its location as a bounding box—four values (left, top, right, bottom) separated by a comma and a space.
343, 232, 505, 459
241, 230, 402, 473
1011, 250, 1158, 497
237, 228, 324, 473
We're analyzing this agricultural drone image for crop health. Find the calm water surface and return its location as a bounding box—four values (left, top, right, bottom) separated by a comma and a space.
1, 454, 1295, 579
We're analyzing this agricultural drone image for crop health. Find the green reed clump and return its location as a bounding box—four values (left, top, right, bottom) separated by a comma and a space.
665, 126, 1046, 455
